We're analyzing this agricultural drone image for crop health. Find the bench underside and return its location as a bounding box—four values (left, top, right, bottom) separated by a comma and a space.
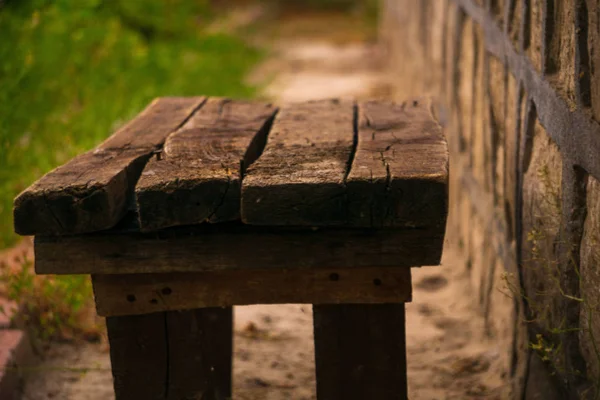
92, 267, 412, 317
34, 221, 443, 275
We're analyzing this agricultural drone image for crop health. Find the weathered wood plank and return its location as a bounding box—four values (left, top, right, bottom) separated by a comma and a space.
241, 99, 448, 229
107, 308, 232, 400
347, 99, 449, 228
313, 303, 408, 400
14, 97, 205, 236
34, 223, 443, 274
136, 98, 277, 231
165, 308, 233, 400
91, 267, 412, 316
241, 98, 356, 226
107, 313, 168, 400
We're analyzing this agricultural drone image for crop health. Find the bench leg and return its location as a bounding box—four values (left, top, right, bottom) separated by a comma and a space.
106, 307, 233, 400
313, 303, 408, 400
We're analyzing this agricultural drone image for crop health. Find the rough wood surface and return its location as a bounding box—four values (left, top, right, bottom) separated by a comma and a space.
165, 308, 233, 400
136, 98, 277, 231
313, 303, 408, 400
347, 99, 448, 228
91, 267, 412, 316
107, 308, 232, 400
13, 97, 205, 236
241, 99, 448, 229
241, 99, 356, 226
34, 223, 443, 274
107, 313, 167, 400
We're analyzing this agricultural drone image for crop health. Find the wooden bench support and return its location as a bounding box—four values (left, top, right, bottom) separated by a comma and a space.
92, 268, 412, 317
107, 307, 233, 400
18, 97, 448, 400
313, 303, 408, 400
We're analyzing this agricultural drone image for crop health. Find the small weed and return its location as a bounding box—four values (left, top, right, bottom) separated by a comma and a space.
531, 333, 557, 363
0, 260, 98, 341
536, 164, 561, 215
507, 161, 600, 397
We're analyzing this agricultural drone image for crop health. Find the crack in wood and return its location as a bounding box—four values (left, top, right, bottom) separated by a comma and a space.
136, 99, 277, 231
343, 103, 359, 184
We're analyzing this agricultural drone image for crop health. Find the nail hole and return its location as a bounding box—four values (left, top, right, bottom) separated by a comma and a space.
412, 100, 419, 107
329, 273, 340, 281
150, 299, 158, 304
373, 278, 382, 286
162, 287, 172, 295
126, 294, 136, 302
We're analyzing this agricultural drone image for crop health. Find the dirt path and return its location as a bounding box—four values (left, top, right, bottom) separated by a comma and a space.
20, 11, 509, 400
20, 250, 508, 400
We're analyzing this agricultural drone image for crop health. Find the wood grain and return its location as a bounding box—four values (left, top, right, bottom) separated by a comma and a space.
165, 308, 232, 400
136, 98, 277, 231
313, 303, 408, 400
34, 223, 443, 275
242, 99, 356, 226
14, 97, 205, 236
241, 99, 448, 230
107, 312, 168, 400
107, 308, 232, 400
91, 267, 412, 316
347, 99, 449, 228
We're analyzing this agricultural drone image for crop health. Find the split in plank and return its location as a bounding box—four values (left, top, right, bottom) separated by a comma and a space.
242, 98, 448, 230
313, 303, 408, 400
242, 98, 356, 226
13, 97, 205, 236
347, 98, 448, 228
34, 223, 443, 275
107, 307, 232, 400
92, 267, 412, 316
136, 98, 277, 231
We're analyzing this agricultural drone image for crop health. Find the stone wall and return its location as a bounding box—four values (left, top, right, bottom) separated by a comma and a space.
381, 1, 600, 398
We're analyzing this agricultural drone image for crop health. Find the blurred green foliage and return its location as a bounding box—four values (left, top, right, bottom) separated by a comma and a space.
276, 0, 376, 11
1, 259, 94, 341
0, 0, 262, 248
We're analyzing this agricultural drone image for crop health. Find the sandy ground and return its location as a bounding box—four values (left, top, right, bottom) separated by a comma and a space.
20, 248, 508, 400
18, 11, 509, 400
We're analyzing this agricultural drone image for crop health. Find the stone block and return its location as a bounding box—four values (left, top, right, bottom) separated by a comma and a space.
521, 115, 564, 344
469, 212, 487, 310
526, 0, 544, 73
545, 0, 577, 106
507, 0, 523, 48
579, 174, 600, 381
444, 2, 462, 109
490, 0, 506, 26
472, 22, 490, 192
458, 16, 476, 156
486, 256, 516, 376
585, 0, 600, 121
458, 181, 474, 267
488, 55, 507, 206
504, 73, 525, 242
428, 0, 448, 95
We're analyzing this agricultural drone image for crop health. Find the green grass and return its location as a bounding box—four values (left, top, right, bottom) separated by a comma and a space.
0, 0, 379, 342
0, 0, 263, 248
0, 0, 262, 341
1, 260, 95, 341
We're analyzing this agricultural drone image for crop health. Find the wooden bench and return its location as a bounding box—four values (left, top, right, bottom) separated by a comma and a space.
14, 97, 448, 400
